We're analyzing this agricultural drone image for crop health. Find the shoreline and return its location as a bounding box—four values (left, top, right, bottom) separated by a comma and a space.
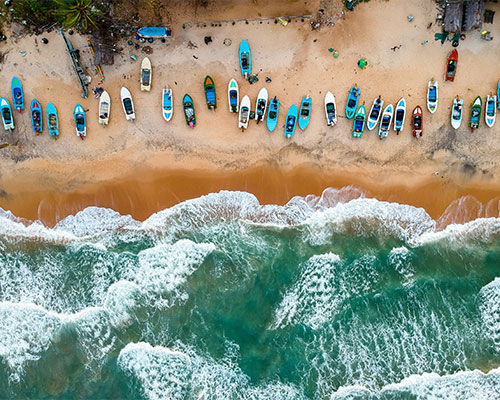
0, 0, 500, 227
2, 162, 500, 227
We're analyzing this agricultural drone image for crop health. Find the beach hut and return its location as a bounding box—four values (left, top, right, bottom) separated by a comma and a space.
444, 1, 463, 33
463, 0, 485, 31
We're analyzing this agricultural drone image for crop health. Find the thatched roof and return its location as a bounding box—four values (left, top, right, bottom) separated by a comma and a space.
444, 2, 463, 32
463, 0, 485, 31
92, 35, 114, 66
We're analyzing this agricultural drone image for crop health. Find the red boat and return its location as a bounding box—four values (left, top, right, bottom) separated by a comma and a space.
445, 49, 458, 82
412, 106, 423, 138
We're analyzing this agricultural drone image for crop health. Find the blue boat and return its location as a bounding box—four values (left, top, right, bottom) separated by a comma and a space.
11, 76, 24, 112
298, 97, 311, 131
497, 80, 500, 110
345, 85, 360, 119
137, 27, 171, 38
46, 102, 59, 137
30, 99, 42, 134
239, 40, 251, 78
267, 96, 279, 132
74, 104, 86, 139
284, 104, 298, 139
0, 97, 14, 131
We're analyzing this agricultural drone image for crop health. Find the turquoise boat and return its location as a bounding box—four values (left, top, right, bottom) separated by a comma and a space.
46, 102, 59, 137
0, 97, 14, 131
267, 96, 279, 133
183, 94, 196, 128
239, 40, 251, 78
11, 76, 24, 112
74, 104, 86, 139
30, 99, 42, 134
345, 85, 360, 119
298, 97, 311, 131
352, 104, 366, 138
497, 80, 500, 110
137, 27, 171, 39
284, 104, 298, 139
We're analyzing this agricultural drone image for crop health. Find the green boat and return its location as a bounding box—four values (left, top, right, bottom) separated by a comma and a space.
183, 94, 196, 128
352, 104, 366, 138
204, 75, 216, 110
470, 95, 482, 131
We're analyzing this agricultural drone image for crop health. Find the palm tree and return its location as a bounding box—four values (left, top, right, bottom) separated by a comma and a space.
54, 0, 102, 30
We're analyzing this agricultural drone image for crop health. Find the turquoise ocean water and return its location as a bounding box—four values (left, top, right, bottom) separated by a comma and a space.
1, 188, 500, 399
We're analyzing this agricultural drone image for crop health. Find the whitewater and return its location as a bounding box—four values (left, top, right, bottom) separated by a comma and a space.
0, 188, 499, 399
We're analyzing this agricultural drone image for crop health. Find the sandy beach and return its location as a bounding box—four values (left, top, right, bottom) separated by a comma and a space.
1, 0, 500, 225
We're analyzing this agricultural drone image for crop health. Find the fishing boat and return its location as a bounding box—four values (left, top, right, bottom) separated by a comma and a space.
345, 85, 360, 119
267, 97, 279, 133
137, 27, 171, 39
412, 106, 423, 138
445, 49, 458, 82
183, 94, 196, 128
121, 87, 135, 121
352, 104, 366, 138
470, 96, 482, 131
393, 98, 406, 134
378, 103, 393, 140
255, 88, 268, 124
46, 102, 59, 138
74, 104, 86, 139
0, 97, 14, 131
451, 96, 463, 129
498, 80, 500, 110
239, 40, 251, 78
298, 96, 311, 131
162, 88, 173, 121
11, 76, 24, 112
485, 94, 496, 128
367, 96, 383, 131
98, 90, 111, 127
228, 79, 239, 113
238, 95, 250, 130
284, 104, 298, 139
204, 75, 217, 110
324, 91, 337, 127
30, 99, 42, 134
141, 57, 152, 91
427, 80, 438, 113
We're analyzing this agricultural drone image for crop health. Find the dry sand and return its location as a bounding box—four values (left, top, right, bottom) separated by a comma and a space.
0, 0, 500, 226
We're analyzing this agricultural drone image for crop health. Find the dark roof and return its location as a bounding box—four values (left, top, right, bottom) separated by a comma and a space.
463, 0, 485, 31
92, 35, 114, 66
444, 2, 463, 32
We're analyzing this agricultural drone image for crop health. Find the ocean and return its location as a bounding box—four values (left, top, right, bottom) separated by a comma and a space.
0, 188, 499, 399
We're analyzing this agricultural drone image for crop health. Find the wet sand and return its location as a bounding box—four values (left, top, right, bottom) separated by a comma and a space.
2, 162, 500, 227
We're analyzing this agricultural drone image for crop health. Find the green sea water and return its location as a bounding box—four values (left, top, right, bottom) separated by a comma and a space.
0, 189, 500, 399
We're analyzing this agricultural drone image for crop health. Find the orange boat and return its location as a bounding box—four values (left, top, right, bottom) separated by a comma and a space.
445, 49, 458, 82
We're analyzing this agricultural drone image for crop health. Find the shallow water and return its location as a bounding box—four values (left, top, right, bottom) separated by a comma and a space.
1, 188, 500, 399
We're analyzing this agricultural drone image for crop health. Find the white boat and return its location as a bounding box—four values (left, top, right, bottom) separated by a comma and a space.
255, 87, 268, 124
427, 80, 438, 114
140, 57, 152, 91
324, 91, 336, 126
162, 88, 173, 121
393, 97, 406, 133
228, 79, 239, 113
238, 95, 250, 129
98, 90, 110, 126
378, 103, 393, 140
451, 96, 463, 129
367, 96, 383, 131
0, 97, 14, 131
121, 87, 135, 121
485, 94, 497, 128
